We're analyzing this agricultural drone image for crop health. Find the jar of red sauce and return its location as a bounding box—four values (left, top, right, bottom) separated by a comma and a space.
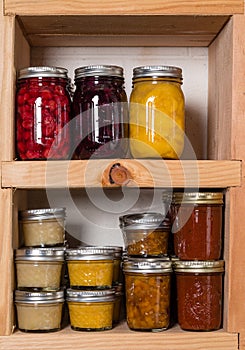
71, 65, 128, 159
16, 66, 71, 160
171, 192, 223, 260
173, 260, 224, 331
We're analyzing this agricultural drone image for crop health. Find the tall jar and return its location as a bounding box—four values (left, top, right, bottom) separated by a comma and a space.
16, 66, 71, 160
72, 65, 128, 159
129, 65, 185, 159
123, 258, 172, 332
173, 260, 224, 331
171, 192, 223, 260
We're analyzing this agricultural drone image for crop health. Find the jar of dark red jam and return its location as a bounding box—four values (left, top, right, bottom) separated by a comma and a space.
71, 65, 128, 159
16, 66, 71, 160
171, 192, 223, 260
173, 260, 224, 331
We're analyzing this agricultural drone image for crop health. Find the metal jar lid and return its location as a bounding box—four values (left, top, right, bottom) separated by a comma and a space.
172, 192, 224, 205
65, 247, 114, 261
133, 65, 182, 80
173, 260, 225, 273
119, 212, 171, 230
15, 247, 65, 261
19, 207, 66, 221
18, 66, 69, 80
74, 65, 124, 79
15, 290, 64, 304
88, 246, 123, 258
66, 288, 115, 303
123, 257, 172, 274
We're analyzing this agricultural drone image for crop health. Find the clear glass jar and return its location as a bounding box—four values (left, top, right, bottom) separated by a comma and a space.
66, 288, 115, 331
71, 65, 129, 159
15, 248, 65, 291
16, 66, 72, 160
19, 208, 66, 247
173, 260, 224, 331
171, 192, 223, 260
15, 290, 64, 333
123, 258, 172, 332
119, 212, 171, 257
66, 247, 114, 289
129, 65, 185, 159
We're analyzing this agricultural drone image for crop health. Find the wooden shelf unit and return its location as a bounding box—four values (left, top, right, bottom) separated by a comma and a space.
1, 1, 245, 349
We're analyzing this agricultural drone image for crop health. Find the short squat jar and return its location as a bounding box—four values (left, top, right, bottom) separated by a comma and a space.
120, 212, 170, 257
72, 65, 128, 159
171, 192, 223, 260
15, 290, 64, 333
129, 65, 185, 159
66, 247, 114, 289
66, 288, 115, 331
123, 258, 172, 332
16, 66, 71, 160
19, 207, 66, 247
15, 248, 64, 291
173, 260, 224, 331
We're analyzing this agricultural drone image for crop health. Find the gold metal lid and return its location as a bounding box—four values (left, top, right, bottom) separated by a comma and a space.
173, 260, 225, 273
172, 192, 223, 205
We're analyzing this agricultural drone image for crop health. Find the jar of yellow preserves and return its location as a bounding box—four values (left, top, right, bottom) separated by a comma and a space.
129, 65, 185, 159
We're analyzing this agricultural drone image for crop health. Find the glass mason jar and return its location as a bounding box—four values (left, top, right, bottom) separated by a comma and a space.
65, 247, 114, 289
66, 288, 115, 331
16, 66, 72, 160
15, 248, 65, 291
71, 65, 129, 159
173, 260, 224, 331
123, 258, 172, 332
19, 208, 66, 247
171, 192, 223, 260
119, 212, 171, 257
15, 290, 64, 333
129, 65, 185, 159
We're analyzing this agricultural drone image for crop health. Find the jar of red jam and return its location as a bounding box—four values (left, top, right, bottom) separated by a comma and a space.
16, 66, 71, 160
171, 192, 223, 260
173, 260, 224, 331
71, 65, 128, 159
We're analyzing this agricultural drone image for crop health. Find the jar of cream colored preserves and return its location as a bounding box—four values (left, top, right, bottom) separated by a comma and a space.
129, 65, 185, 159
66, 247, 114, 289
19, 208, 66, 247
15, 290, 64, 332
66, 288, 115, 331
15, 248, 64, 291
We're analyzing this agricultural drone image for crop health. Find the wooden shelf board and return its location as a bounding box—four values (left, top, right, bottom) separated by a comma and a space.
4, 0, 244, 16
0, 324, 239, 350
1, 159, 241, 189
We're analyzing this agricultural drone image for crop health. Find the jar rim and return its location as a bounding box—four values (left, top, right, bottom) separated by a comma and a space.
15, 247, 65, 261
123, 257, 172, 273
74, 65, 124, 79
66, 247, 114, 261
132, 65, 182, 79
173, 260, 225, 273
172, 191, 224, 204
15, 289, 65, 303
119, 212, 171, 229
19, 207, 66, 221
18, 66, 68, 79
66, 288, 115, 302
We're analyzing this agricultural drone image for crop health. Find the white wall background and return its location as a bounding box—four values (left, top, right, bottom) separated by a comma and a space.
30, 46, 208, 247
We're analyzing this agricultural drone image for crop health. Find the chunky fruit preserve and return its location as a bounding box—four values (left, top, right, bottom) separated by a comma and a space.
16, 66, 71, 160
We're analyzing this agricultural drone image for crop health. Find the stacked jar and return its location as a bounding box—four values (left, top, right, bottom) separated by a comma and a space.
14, 208, 66, 333
65, 246, 123, 331
170, 192, 225, 331
119, 212, 172, 332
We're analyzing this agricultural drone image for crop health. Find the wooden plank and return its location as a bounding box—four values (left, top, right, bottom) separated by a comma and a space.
4, 0, 244, 16
0, 324, 239, 350
1, 160, 241, 189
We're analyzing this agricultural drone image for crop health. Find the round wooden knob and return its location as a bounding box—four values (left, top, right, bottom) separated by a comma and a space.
109, 163, 131, 185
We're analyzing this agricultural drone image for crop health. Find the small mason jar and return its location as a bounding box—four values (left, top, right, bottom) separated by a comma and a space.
15, 290, 64, 333
66, 247, 114, 289
71, 65, 129, 159
15, 248, 65, 291
19, 207, 66, 247
66, 288, 115, 331
119, 212, 171, 257
16, 66, 71, 160
129, 65, 185, 159
123, 258, 172, 332
173, 260, 224, 331
171, 192, 223, 260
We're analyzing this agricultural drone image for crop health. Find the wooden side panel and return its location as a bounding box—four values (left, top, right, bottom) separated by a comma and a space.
4, 0, 244, 16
